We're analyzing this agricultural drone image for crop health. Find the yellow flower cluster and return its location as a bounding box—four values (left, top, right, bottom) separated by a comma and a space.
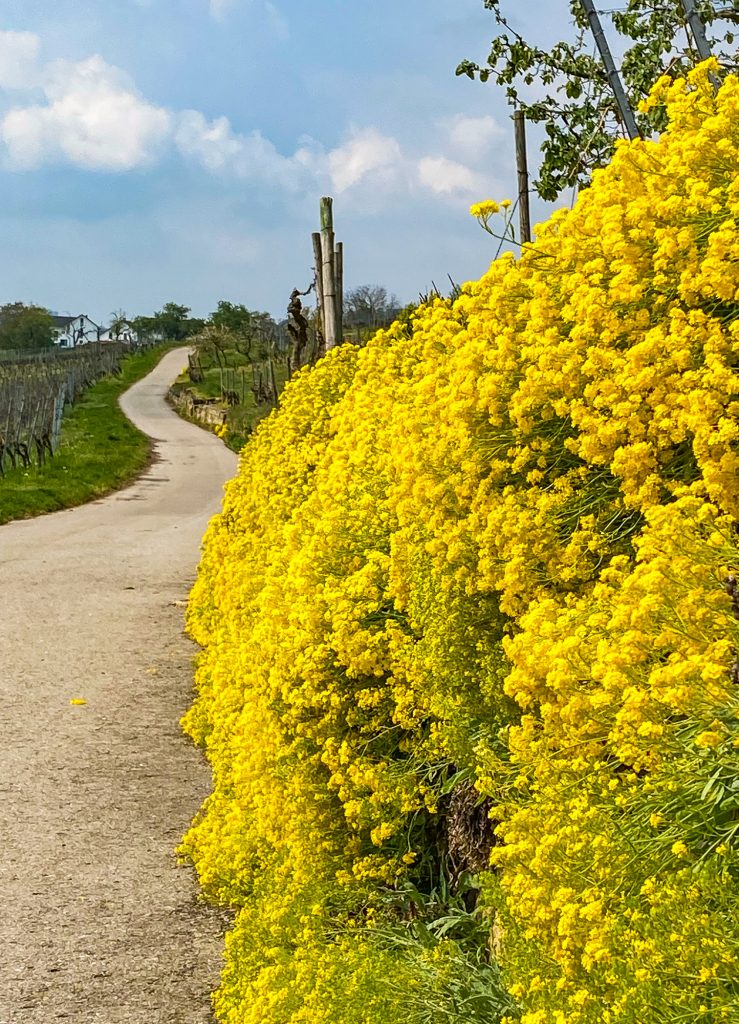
489, 496, 739, 1022
470, 198, 514, 237
183, 61, 739, 1024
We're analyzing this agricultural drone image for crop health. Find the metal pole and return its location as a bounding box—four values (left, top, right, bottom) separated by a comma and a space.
579, 0, 641, 141
513, 110, 532, 245
680, 0, 713, 62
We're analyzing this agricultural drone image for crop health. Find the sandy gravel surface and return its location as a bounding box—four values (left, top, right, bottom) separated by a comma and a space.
0, 348, 238, 1024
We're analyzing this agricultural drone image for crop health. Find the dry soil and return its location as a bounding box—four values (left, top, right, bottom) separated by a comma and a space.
0, 348, 238, 1024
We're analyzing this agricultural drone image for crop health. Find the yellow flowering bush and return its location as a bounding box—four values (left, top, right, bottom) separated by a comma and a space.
183, 61, 739, 1023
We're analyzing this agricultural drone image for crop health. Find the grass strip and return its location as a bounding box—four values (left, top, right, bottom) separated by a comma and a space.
0, 344, 175, 525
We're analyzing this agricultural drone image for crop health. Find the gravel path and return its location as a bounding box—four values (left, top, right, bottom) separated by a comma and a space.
0, 348, 238, 1024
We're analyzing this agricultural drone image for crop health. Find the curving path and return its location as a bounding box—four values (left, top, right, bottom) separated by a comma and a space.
0, 348, 238, 1024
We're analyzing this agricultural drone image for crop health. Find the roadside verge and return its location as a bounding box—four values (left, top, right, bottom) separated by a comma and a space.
0, 344, 179, 525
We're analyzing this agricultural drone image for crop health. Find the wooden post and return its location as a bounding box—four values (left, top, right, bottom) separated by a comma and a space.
269, 356, 279, 406
334, 241, 344, 342
513, 110, 532, 246
579, 0, 640, 140
312, 232, 325, 341
320, 197, 338, 350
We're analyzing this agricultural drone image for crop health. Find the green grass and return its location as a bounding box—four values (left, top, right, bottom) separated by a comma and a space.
223, 361, 290, 450
0, 344, 175, 525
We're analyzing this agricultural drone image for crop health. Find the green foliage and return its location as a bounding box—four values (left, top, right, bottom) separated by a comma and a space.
458, 0, 739, 199
0, 302, 54, 350
141, 302, 205, 341
210, 300, 257, 336
207, 304, 281, 361
370, 880, 517, 1024
128, 314, 157, 340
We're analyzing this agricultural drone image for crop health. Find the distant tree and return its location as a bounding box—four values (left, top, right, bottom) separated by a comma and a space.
250, 311, 283, 357
344, 285, 401, 329
129, 315, 157, 341
0, 302, 54, 350
203, 303, 282, 361
150, 302, 204, 341
191, 323, 236, 365
154, 302, 191, 340
209, 301, 254, 335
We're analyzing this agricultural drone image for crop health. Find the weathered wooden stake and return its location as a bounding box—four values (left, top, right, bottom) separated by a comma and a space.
269, 356, 278, 406
579, 0, 640, 140
312, 232, 325, 342
320, 197, 339, 350
513, 110, 532, 246
334, 241, 344, 341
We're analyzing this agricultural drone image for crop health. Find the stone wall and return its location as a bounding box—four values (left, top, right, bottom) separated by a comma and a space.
168, 388, 227, 428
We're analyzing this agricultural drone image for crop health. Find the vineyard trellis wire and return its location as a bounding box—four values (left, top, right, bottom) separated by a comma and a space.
0, 342, 140, 476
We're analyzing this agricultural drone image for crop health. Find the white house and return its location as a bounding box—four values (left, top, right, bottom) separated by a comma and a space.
98, 320, 139, 345
51, 314, 102, 348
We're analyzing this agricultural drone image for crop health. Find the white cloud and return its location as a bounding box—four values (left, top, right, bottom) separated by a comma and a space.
1, 55, 171, 171
174, 110, 249, 174
174, 109, 314, 190
208, 0, 287, 34
0, 31, 41, 90
0, 40, 306, 182
209, 0, 234, 19
417, 156, 485, 196
0, 34, 485, 206
328, 128, 405, 193
326, 126, 490, 201
445, 114, 504, 162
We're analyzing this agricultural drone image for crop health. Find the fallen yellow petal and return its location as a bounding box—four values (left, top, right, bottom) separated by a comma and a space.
70, 698, 87, 706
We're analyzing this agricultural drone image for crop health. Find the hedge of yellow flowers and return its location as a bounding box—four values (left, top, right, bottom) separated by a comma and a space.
183, 61, 739, 1024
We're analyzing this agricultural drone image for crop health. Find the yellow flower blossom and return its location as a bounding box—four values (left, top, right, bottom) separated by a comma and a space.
181, 62, 739, 1024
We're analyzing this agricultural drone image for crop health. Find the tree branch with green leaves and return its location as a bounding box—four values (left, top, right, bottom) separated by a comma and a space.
457, 0, 738, 200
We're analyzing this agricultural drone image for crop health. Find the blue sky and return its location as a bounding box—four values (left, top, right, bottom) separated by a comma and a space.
0, 0, 566, 323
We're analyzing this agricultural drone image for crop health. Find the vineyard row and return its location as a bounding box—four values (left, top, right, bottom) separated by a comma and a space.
0, 343, 139, 475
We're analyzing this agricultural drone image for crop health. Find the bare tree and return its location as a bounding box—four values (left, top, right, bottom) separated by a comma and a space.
344, 285, 400, 330
109, 309, 128, 341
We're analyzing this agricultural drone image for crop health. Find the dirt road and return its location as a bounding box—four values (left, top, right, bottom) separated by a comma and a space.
0, 348, 238, 1024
